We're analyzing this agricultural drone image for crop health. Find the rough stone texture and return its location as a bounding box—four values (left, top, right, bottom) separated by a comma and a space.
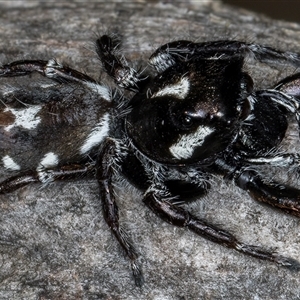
0, 1, 300, 299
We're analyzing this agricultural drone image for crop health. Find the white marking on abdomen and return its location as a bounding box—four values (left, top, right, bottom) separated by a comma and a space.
36, 152, 59, 185
169, 126, 214, 160
2, 155, 21, 170
39, 152, 59, 169
151, 77, 190, 100
80, 113, 110, 154
4, 106, 41, 131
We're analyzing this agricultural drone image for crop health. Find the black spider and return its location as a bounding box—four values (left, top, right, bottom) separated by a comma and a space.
1, 35, 300, 286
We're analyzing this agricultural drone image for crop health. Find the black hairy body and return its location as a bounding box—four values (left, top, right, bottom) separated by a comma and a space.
1, 35, 300, 286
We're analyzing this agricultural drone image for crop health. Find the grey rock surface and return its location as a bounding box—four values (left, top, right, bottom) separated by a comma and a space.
0, 1, 300, 299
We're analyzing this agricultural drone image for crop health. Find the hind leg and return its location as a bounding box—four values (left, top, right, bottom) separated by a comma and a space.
0, 163, 95, 194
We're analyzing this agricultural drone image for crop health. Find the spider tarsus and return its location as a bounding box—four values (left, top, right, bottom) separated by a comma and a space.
235, 242, 300, 271
131, 261, 144, 287
275, 255, 300, 272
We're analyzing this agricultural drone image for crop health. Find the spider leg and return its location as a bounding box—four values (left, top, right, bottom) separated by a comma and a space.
0, 170, 39, 193
96, 35, 146, 91
247, 88, 300, 142
246, 153, 300, 168
257, 90, 299, 113
149, 40, 300, 73
96, 138, 143, 287
0, 163, 95, 194
273, 72, 300, 134
236, 169, 300, 217
143, 184, 300, 270
274, 72, 300, 99
0, 59, 98, 85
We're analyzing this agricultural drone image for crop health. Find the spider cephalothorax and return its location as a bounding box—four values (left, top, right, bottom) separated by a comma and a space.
1, 34, 300, 286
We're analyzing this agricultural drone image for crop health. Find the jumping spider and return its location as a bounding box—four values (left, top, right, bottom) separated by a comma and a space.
1, 35, 300, 286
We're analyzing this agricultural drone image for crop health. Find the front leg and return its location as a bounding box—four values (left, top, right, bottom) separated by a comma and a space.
236, 169, 300, 217
96, 138, 143, 286
148, 40, 300, 73
214, 156, 300, 217
144, 184, 300, 270
246, 153, 300, 168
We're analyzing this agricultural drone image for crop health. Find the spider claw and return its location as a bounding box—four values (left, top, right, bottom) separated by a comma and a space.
275, 255, 300, 272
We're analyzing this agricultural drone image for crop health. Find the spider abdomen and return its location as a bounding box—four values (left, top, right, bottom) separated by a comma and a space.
0, 80, 112, 172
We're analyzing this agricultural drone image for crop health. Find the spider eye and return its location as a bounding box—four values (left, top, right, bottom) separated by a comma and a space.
181, 114, 194, 129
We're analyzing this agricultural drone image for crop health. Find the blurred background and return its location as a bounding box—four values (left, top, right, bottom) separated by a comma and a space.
223, 0, 300, 22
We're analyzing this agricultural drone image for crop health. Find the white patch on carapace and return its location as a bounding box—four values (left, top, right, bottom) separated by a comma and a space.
85, 82, 111, 101
80, 113, 110, 154
39, 152, 59, 169
151, 77, 190, 100
4, 106, 41, 132
2, 155, 21, 171
169, 125, 214, 160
